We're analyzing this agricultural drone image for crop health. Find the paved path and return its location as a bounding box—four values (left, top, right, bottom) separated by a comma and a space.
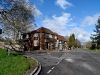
26, 49, 100, 75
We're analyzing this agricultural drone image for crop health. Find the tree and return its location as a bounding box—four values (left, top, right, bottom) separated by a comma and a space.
67, 34, 81, 49
0, 0, 34, 52
68, 33, 76, 48
0, 0, 34, 40
91, 17, 100, 49
75, 39, 81, 48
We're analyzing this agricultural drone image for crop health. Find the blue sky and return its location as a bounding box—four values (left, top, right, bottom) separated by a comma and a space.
0, 0, 99, 42
31, 0, 100, 42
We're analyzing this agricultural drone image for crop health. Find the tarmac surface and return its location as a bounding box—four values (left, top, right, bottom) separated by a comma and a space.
26, 49, 100, 75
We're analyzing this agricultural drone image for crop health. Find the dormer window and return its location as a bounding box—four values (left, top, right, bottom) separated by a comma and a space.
34, 33, 38, 37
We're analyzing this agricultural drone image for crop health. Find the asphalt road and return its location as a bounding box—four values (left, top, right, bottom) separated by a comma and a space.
26, 49, 100, 75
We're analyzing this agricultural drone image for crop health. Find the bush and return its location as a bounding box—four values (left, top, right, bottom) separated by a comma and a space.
97, 45, 100, 49
90, 44, 96, 50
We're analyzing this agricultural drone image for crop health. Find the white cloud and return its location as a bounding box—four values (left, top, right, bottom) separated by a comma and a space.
33, 5, 42, 17
40, 13, 99, 43
41, 13, 91, 42
56, 0, 72, 10
42, 13, 72, 35
81, 14, 100, 26
77, 13, 100, 42
0, 5, 4, 10
67, 27, 91, 43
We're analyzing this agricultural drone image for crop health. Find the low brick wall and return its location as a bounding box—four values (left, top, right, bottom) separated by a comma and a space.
0, 42, 4, 48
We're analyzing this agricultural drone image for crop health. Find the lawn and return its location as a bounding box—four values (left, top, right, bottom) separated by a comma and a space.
95, 49, 100, 54
0, 48, 37, 75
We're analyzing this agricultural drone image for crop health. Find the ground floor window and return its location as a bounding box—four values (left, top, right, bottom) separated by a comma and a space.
34, 40, 39, 46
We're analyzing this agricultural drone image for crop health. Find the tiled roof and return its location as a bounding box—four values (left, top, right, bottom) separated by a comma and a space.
31, 27, 58, 35
57, 35, 66, 41
36, 27, 54, 34
29, 27, 66, 42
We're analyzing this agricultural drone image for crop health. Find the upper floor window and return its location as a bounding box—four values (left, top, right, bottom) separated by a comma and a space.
26, 34, 29, 38
59, 41, 62, 44
55, 36, 57, 39
49, 34, 52, 38
45, 33, 49, 38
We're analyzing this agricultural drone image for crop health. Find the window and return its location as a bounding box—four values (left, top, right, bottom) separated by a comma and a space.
45, 39, 46, 42
26, 34, 29, 38
34, 40, 39, 46
34, 33, 38, 37
34, 37, 38, 40
59, 41, 62, 44
45, 34, 49, 38
22, 34, 26, 39
55, 36, 57, 39
49, 34, 52, 38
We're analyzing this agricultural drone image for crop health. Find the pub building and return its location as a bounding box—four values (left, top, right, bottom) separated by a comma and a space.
22, 27, 67, 51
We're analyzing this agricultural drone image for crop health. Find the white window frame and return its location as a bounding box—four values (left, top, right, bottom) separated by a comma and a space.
34, 33, 38, 37
34, 40, 39, 46
49, 34, 52, 38
26, 34, 29, 38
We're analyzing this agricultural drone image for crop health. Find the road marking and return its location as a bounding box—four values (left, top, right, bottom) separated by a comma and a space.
65, 58, 74, 63
56, 59, 63, 65
51, 67, 55, 70
56, 62, 60, 65
47, 70, 52, 74
47, 52, 50, 54
81, 63, 96, 72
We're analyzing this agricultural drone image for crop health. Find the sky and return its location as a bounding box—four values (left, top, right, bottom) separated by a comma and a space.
0, 0, 100, 43
24, 0, 100, 42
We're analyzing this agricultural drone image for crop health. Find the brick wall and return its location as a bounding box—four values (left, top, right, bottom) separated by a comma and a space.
0, 42, 4, 48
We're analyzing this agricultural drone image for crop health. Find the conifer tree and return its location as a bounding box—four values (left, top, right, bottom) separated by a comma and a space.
91, 17, 100, 49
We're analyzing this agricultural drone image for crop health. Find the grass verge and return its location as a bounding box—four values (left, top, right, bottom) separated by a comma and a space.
95, 49, 100, 54
83, 48, 100, 54
0, 48, 38, 75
